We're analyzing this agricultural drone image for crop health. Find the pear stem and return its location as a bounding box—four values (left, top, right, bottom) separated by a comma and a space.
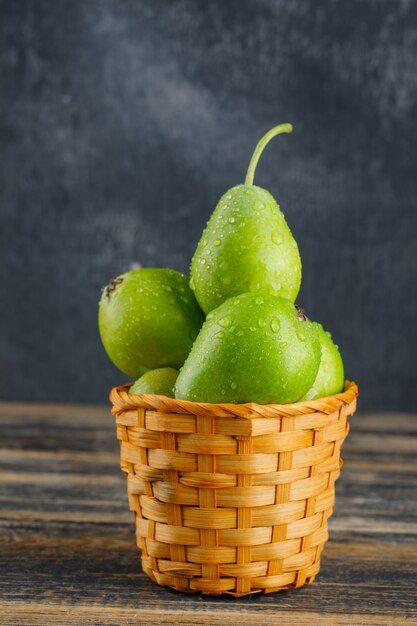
244, 123, 293, 186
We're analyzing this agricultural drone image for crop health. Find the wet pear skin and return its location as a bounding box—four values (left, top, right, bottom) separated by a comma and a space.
301, 323, 344, 400
129, 367, 178, 397
98, 124, 346, 405
99, 268, 204, 378
175, 293, 321, 404
190, 184, 301, 314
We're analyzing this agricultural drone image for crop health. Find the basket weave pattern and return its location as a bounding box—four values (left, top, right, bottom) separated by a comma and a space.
110, 380, 358, 596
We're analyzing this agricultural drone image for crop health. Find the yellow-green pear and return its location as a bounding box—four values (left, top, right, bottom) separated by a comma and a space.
129, 368, 178, 397
175, 293, 320, 404
99, 269, 204, 378
301, 323, 344, 400
190, 124, 301, 313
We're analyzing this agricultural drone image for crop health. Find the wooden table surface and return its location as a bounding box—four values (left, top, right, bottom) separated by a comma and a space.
0, 403, 416, 625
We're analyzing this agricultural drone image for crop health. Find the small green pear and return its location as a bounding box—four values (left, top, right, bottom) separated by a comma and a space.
301, 323, 344, 400
129, 367, 178, 397
175, 293, 320, 404
190, 124, 301, 313
98, 268, 204, 378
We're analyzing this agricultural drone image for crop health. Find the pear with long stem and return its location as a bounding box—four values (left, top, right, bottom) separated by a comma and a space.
190, 124, 301, 314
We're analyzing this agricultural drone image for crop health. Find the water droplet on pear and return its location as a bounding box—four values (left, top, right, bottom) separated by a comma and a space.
270, 317, 280, 333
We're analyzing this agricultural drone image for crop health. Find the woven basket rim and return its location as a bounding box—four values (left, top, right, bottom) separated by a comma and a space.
110, 379, 358, 418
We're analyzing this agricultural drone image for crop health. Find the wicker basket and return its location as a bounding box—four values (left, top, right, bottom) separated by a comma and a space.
110, 380, 358, 596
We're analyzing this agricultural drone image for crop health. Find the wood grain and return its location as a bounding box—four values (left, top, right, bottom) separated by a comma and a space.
0, 403, 416, 625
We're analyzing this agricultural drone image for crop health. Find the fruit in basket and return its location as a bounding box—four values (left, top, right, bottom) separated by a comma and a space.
129, 367, 178, 397
175, 293, 321, 404
301, 323, 344, 400
190, 124, 301, 313
99, 269, 204, 378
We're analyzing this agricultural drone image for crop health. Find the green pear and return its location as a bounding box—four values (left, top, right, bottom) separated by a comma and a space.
175, 293, 320, 404
98, 268, 204, 378
190, 124, 301, 313
129, 367, 178, 397
301, 323, 344, 400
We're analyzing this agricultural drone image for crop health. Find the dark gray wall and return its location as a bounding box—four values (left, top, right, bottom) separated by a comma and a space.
1, 0, 416, 410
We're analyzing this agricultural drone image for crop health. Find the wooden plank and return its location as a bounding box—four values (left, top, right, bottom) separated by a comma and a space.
0, 603, 413, 626
0, 402, 416, 624
1, 519, 416, 613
